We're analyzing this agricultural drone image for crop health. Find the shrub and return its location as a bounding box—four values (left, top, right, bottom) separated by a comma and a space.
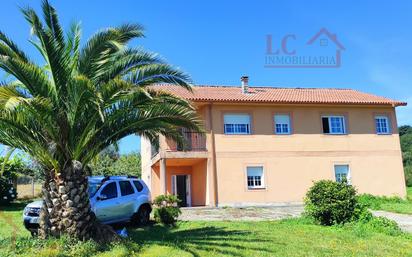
153, 194, 181, 225
349, 212, 402, 237
365, 216, 402, 235
404, 165, 412, 187
0, 177, 17, 205
304, 180, 358, 225
358, 193, 404, 210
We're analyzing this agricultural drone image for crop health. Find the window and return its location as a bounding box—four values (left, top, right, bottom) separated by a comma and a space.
133, 180, 144, 192
375, 116, 390, 134
334, 165, 350, 184
274, 114, 291, 134
322, 116, 346, 134
119, 181, 135, 196
224, 114, 251, 134
100, 182, 118, 199
246, 166, 264, 189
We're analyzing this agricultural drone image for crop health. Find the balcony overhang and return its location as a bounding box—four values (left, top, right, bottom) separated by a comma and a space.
152, 157, 207, 167
150, 150, 209, 167
164, 150, 209, 159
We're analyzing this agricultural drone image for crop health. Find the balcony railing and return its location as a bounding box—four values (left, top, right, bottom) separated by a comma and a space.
151, 137, 160, 158
168, 129, 206, 151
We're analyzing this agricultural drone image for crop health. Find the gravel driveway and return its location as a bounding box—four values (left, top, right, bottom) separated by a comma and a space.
180, 205, 304, 221
180, 206, 412, 233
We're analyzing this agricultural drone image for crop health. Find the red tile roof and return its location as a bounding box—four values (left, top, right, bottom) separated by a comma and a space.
151, 84, 407, 107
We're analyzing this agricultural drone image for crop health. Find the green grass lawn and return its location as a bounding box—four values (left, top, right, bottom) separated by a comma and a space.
358, 187, 412, 215
1, 201, 412, 256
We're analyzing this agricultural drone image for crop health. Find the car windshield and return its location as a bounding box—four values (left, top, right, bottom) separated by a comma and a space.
88, 181, 102, 197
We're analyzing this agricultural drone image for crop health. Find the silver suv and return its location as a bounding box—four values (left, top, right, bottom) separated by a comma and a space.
23, 176, 151, 235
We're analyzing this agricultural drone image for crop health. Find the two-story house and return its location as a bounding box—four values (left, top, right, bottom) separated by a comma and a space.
141, 76, 407, 207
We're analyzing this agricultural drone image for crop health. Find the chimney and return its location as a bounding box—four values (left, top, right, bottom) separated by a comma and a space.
241, 76, 249, 94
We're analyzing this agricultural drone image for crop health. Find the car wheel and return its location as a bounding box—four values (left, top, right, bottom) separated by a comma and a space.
30, 229, 38, 237
133, 206, 150, 226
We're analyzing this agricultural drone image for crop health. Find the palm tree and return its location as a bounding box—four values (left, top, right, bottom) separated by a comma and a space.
0, 0, 201, 242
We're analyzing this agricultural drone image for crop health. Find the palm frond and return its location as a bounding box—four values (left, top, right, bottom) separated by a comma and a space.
0, 1, 201, 172
127, 63, 193, 91
41, 0, 65, 47
79, 23, 144, 79
65, 22, 81, 71
0, 31, 29, 61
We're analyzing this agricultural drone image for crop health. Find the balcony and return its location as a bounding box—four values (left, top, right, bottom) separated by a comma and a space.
167, 129, 206, 152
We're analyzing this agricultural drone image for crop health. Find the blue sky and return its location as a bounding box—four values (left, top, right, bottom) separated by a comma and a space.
1, 0, 411, 154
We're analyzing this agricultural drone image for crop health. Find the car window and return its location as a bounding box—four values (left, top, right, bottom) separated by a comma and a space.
119, 181, 135, 196
88, 181, 102, 197
100, 182, 117, 199
133, 180, 144, 192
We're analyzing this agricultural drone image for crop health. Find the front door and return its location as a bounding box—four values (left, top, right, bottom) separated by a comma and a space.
172, 175, 191, 207
176, 175, 187, 207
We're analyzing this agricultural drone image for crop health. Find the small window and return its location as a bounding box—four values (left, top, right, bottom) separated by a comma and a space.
246, 166, 264, 189
100, 182, 118, 199
133, 180, 144, 192
375, 116, 390, 134
274, 114, 291, 134
119, 181, 135, 196
322, 116, 345, 134
224, 114, 251, 134
334, 165, 350, 184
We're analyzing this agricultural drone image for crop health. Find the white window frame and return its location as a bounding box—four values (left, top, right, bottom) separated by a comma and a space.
375, 115, 390, 134
223, 113, 251, 135
334, 164, 351, 184
322, 115, 346, 135
246, 166, 265, 189
274, 114, 291, 135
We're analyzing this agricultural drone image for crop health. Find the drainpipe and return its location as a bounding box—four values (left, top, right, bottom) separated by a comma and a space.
208, 103, 218, 207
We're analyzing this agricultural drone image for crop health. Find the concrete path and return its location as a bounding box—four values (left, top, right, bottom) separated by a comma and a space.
371, 210, 412, 233
180, 206, 412, 233
180, 205, 304, 221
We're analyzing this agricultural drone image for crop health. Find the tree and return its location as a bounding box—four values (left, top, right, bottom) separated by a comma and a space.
0, 0, 201, 242
0, 155, 31, 205
399, 125, 412, 137
400, 125, 412, 186
400, 133, 412, 153
90, 150, 141, 177
111, 152, 141, 177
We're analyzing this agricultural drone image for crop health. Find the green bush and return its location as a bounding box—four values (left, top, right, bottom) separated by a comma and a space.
0, 177, 17, 205
358, 193, 404, 209
305, 180, 359, 225
365, 216, 402, 235
153, 194, 181, 225
349, 208, 402, 237
404, 165, 412, 187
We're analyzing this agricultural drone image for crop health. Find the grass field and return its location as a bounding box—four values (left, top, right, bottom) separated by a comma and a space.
359, 187, 412, 215
1, 201, 412, 256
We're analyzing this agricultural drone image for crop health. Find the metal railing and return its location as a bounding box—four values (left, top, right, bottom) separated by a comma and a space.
151, 137, 160, 157
168, 129, 206, 151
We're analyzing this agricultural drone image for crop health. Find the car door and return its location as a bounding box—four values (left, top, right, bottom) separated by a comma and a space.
94, 181, 121, 222
118, 181, 137, 218
132, 180, 149, 207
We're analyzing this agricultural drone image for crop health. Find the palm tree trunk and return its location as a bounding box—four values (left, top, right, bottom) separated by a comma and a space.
38, 161, 119, 242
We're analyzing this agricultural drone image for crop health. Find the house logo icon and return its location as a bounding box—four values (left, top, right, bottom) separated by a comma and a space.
265, 28, 345, 68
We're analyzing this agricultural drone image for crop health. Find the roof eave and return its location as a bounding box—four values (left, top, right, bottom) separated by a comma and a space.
189, 99, 407, 107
